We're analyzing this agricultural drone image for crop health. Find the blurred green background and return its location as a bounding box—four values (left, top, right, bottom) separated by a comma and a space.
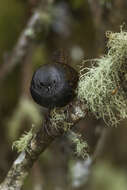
0, 0, 127, 189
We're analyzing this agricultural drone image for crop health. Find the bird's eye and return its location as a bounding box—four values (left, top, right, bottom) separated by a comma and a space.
40, 82, 44, 86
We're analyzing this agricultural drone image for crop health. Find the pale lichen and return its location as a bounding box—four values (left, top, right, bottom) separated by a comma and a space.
78, 29, 127, 126
68, 131, 89, 159
50, 108, 73, 132
12, 129, 33, 153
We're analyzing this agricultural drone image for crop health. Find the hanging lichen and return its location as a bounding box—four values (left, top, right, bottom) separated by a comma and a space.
78, 29, 127, 126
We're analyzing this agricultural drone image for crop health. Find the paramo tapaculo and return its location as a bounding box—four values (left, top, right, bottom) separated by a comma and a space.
30, 59, 79, 108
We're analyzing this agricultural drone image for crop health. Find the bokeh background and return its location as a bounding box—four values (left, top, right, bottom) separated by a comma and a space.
0, 0, 127, 189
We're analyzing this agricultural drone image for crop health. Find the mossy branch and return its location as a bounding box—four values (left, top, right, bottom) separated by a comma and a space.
78, 29, 127, 126
0, 99, 86, 190
2, 28, 127, 189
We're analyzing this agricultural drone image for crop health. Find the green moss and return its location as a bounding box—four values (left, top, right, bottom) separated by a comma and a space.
78, 29, 127, 126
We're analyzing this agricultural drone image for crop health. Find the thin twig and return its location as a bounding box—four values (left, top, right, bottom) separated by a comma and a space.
0, 0, 54, 82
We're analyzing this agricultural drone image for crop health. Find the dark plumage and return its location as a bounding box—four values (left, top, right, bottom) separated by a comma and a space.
30, 52, 79, 108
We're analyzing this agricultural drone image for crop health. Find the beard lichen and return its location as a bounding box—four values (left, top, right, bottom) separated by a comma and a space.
68, 131, 89, 159
50, 109, 89, 159
12, 128, 33, 153
50, 108, 73, 132
78, 30, 127, 126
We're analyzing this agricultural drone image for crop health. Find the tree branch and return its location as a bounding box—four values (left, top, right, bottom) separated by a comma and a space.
0, 99, 87, 190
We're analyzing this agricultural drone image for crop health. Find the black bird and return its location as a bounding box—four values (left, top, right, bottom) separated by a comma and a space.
30, 51, 79, 108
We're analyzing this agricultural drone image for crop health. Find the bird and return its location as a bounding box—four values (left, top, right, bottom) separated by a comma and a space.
30, 50, 79, 108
